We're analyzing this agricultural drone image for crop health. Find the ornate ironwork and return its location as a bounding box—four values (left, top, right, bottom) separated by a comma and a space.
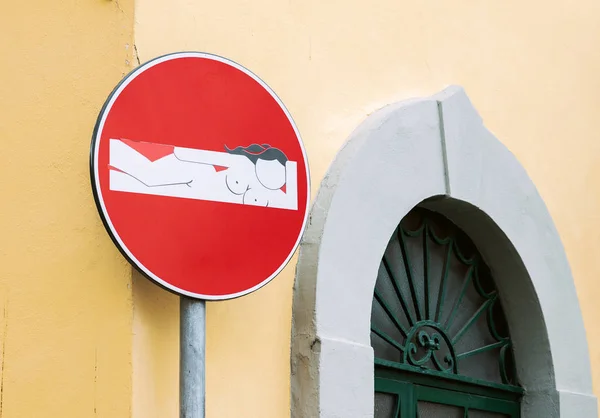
370, 209, 518, 387
405, 323, 455, 373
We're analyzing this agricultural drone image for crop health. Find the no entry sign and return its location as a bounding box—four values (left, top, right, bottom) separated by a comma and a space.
90, 52, 310, 300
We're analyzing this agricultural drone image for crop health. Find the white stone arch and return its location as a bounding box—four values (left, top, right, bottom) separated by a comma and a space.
290, 86, 597, 417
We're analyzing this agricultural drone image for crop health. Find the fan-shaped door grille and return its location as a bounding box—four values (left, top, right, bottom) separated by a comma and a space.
370, 208, 518, 386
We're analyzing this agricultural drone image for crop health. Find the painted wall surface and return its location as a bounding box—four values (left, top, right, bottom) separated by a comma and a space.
0, 1, 135, 417
132, 0, 600, 417
2, 0, 600, 417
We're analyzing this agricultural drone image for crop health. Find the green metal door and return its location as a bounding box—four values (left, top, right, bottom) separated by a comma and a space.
371, 208, 523, 418
375, 377, 520, 417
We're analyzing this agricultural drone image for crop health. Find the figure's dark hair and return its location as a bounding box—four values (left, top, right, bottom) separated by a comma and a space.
224, 144, 288, 166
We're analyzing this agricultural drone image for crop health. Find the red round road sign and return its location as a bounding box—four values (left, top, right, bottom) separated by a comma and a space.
90, 52, 310, 300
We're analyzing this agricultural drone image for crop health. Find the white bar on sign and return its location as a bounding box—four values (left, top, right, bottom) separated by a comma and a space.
108, 138, 298, 211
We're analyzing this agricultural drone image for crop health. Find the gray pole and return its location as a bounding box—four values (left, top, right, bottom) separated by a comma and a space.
180, 297, 206, 418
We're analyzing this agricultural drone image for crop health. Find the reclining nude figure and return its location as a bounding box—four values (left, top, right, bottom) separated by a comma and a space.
108, 138, 298, 210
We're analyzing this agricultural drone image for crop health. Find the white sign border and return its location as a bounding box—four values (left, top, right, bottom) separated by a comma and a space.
90, 52, 311, 301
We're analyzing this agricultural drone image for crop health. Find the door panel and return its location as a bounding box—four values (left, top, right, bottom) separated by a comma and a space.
468, 410, 509, 417
417, 401, 464, 417
375, 392, 399, 418
374, 377, 519, 418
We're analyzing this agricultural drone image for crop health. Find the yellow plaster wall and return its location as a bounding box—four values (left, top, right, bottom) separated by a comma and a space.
132, 272, 179, 418
133, 1, 600, 417
3, 0, 595, 417
0, 1, 135, 417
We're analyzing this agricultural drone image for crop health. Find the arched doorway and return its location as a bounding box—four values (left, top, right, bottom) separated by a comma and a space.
372, 207, 520, 417
290, 86, 596, 417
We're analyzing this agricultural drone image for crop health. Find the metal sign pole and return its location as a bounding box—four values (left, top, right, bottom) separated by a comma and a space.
180, 297, 206, 418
